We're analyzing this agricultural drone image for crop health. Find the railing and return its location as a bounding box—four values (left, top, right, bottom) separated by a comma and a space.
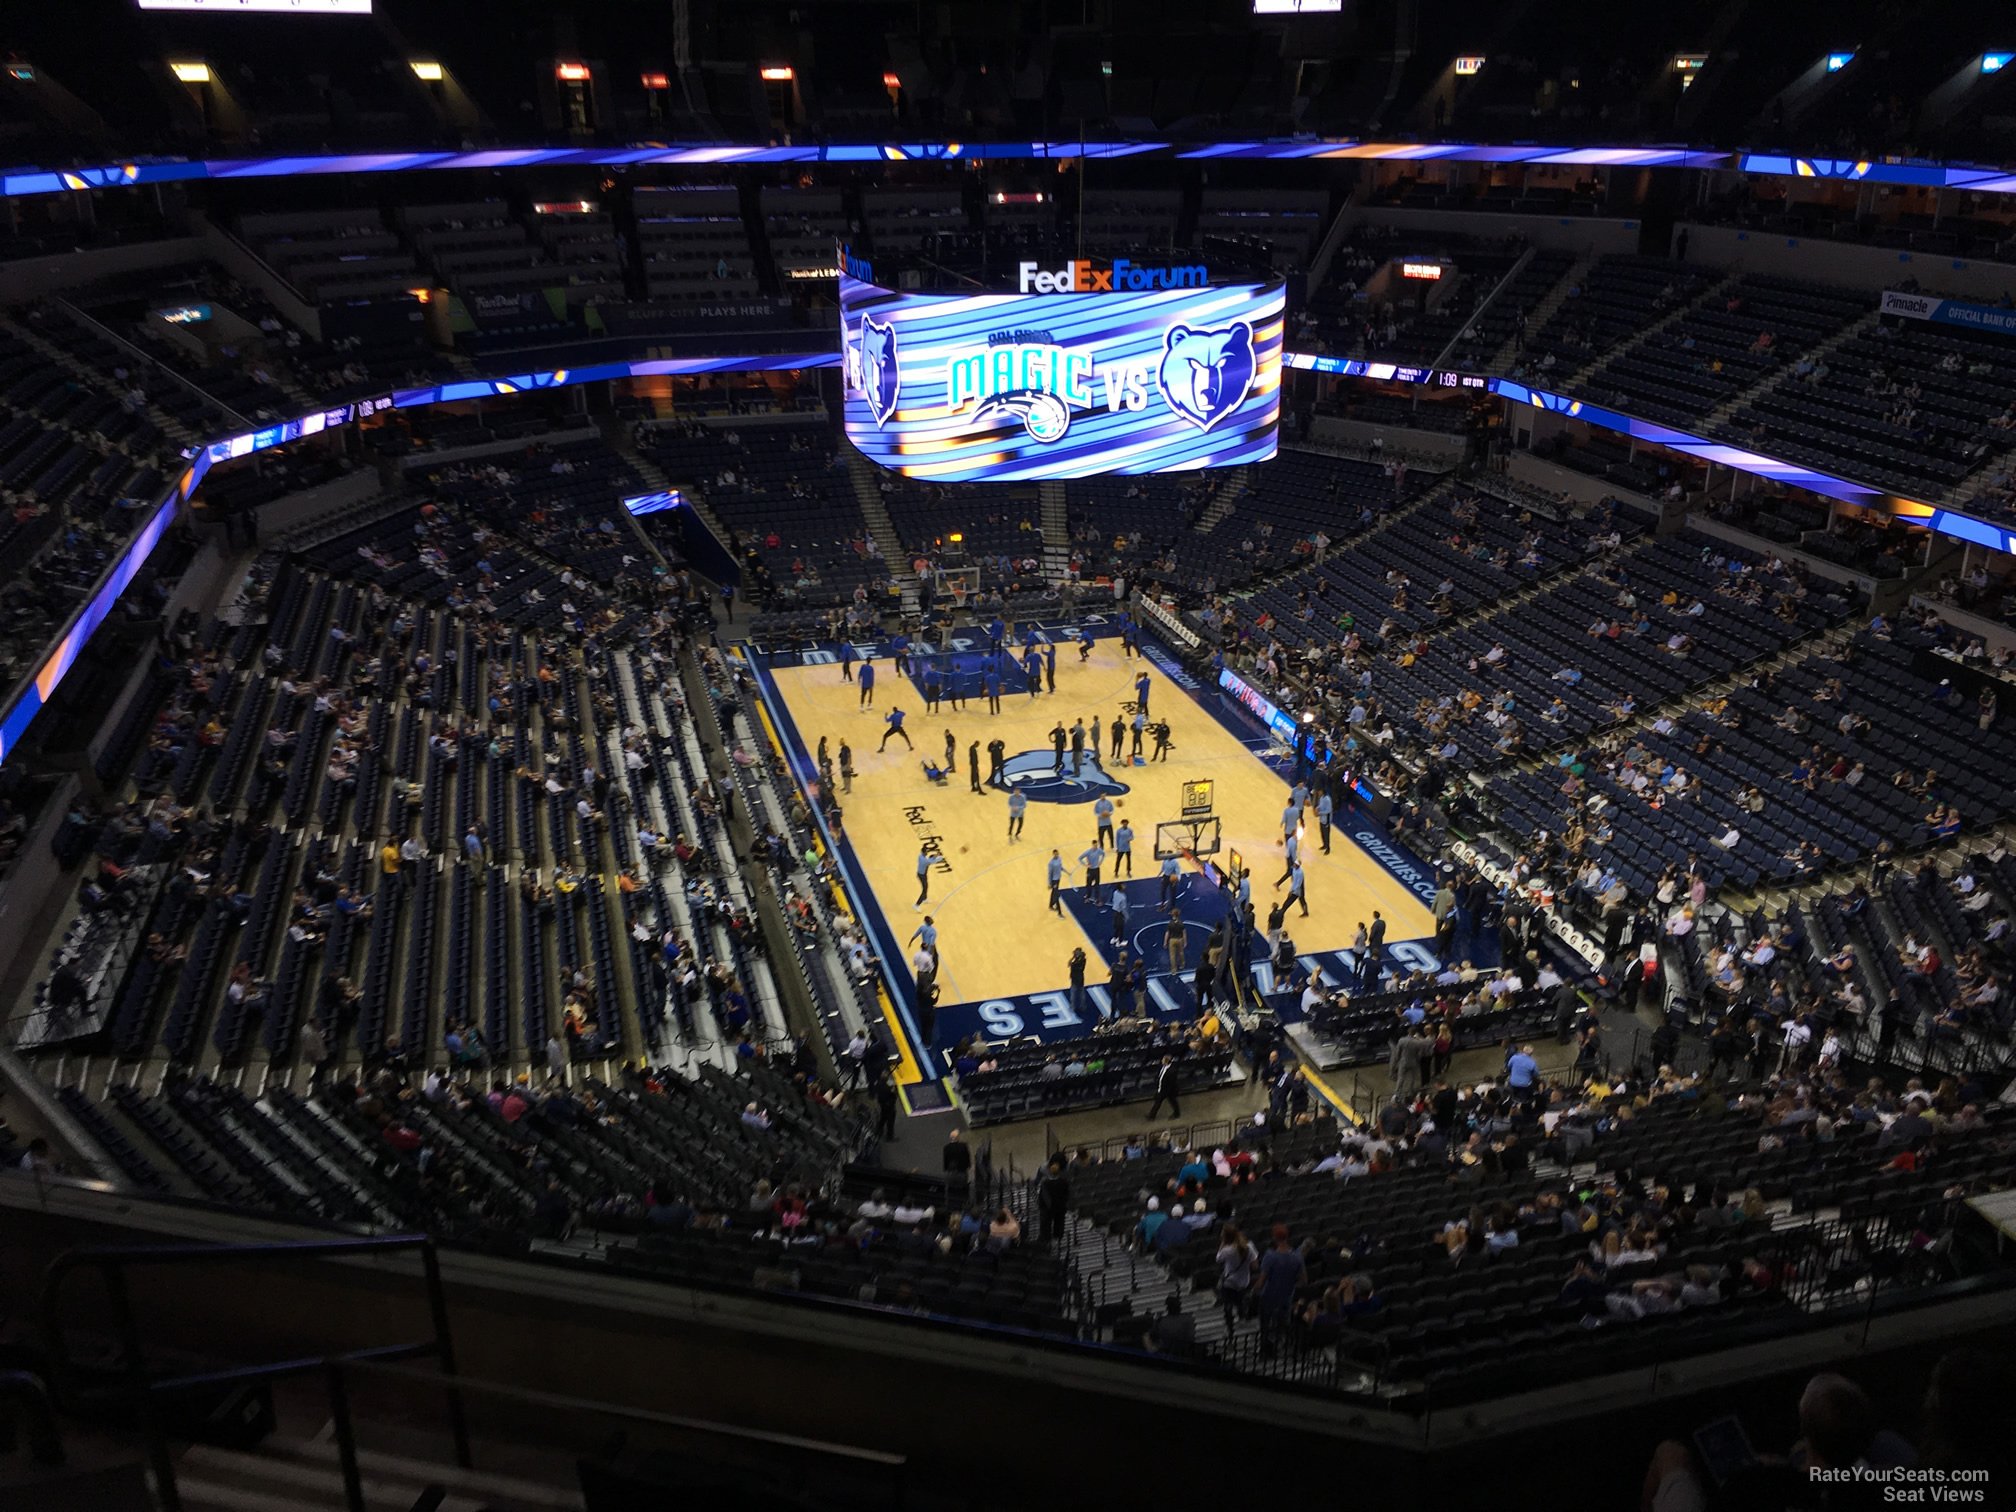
39, 1234, 467, 1512
53, 296, 253, 433
337, 1356, 907, 1511
0, 1370, 64, 1467
1048, 1111, 1334, 1166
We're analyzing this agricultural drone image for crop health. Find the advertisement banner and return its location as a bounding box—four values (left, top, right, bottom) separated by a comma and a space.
839, 263, 1283, 481
1879, 289, 2016, 336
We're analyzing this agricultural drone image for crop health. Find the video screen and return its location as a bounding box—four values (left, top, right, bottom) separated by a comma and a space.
839, 262, 1283, 481
138, 1, 371, 11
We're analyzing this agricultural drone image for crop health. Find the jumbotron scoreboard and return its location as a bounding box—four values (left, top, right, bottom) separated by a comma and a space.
839, 245, 1284, 481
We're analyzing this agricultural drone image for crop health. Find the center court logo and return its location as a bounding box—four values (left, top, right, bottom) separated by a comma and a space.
995, 750, 1130, 805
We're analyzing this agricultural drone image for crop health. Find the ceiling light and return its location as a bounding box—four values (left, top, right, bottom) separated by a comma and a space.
556, 62, 590, 82
641, 72, 669, 90
170, 61, 211, 84
410, 61, 444, 82
760, 66, 795, 82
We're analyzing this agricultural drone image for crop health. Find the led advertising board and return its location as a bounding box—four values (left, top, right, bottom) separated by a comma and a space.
839, 265, 1283, 481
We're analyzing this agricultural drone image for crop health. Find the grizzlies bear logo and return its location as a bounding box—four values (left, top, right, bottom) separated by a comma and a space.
1157, 321, 1256, 432
859, 315, 901, 426
993, 750, 1130, 805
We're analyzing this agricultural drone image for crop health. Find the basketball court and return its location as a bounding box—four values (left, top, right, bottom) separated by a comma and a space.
747, 622, 1440, 1082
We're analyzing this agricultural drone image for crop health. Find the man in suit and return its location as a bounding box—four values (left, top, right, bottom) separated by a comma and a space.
1148, 1055, 1182, 1119
1389, 1028, 1430, 1100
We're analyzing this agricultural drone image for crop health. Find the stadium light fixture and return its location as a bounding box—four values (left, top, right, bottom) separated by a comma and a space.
1454, 56, 1485, 76
641, 71, 669, 90
1825, 52, 1854, 73
1984, 53, 2014, 75
760, 66, 795, 82
170, 61, 211, 84
409, 61, 444, 82
556, 62, 591, 82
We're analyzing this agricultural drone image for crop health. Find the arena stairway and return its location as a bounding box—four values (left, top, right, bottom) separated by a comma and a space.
1039, 482, 1068, 582
847, 450, 917, 611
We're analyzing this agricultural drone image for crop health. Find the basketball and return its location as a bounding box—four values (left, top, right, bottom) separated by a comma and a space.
960, 845, 969, 853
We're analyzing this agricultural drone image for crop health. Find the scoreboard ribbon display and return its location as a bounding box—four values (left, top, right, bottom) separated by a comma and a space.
839, 265, 1283, 481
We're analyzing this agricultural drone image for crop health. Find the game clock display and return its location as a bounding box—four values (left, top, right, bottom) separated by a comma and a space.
839, 267, 1284, 481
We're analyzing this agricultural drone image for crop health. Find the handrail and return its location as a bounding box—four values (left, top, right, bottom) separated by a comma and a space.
39, 1233, 468, 1512
343, 1354, 908, 1468
52, 295, 254, 434
0, 1369, 65, 1466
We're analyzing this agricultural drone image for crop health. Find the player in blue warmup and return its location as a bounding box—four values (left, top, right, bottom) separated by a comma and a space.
1079, 842, 1105, 889
1134, 670, 1151, 715
880, 705, 913, 751
1114, 819, 1134, 876
1046, 850, 1065, 913
858, 659, 876, 706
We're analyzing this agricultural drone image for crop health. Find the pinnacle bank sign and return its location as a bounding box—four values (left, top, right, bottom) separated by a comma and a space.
1017, 257, 1210, 293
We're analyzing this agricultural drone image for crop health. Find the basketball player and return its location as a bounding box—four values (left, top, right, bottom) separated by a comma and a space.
1046, 850, 1065, 913
879, 705, 913, 752
1114, 819, 1134, 876
1093, 795, 1115, 848
1158, 850, 1181, 906
1079, 841, 1105, 889
858, 658, 876, 707
1007, 788, 1027, 840
1108, 714, 1124, 763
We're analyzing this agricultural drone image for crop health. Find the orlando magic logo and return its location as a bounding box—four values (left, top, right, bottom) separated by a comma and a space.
1157, 321, 1256, 432
973, 391, 1072, 443
994, 750, 1130, 805
858, 315, 901, 426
